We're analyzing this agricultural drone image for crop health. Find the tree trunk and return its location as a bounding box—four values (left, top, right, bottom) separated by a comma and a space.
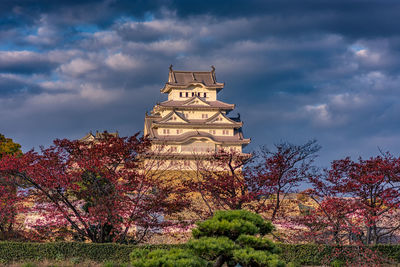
213, 255, 225, 267
373, 224, 378, 245
366, 226, 371, 245
271, 191, 281, 221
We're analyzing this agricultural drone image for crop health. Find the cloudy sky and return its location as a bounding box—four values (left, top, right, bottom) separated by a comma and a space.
0, 0, 399, 166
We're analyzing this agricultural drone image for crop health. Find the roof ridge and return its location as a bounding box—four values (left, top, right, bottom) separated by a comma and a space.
172, 70, 213, 73
181, 95, 210, 106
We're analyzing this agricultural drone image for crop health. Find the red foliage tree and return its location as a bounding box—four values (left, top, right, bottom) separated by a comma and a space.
0, 134, 24, 240
305, 154, 400, 245
188, 140, 319, 222
293, 194, 355, 245
187, 149, 253, 219
0, 176, 24, 240
0, 133, 189, 243
247, 140, 320, 221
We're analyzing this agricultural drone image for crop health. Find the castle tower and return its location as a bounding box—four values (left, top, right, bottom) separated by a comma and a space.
144, 66, 250, 169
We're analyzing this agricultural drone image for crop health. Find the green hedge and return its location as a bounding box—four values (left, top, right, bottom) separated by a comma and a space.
0, 242, 185, 263
278, 244, 400, 265
1, 242, 400, 265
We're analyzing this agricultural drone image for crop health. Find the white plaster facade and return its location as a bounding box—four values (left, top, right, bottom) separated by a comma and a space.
143, 66, 250, 169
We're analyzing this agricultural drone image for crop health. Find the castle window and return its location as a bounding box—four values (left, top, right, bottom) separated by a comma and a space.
203, 92, 207, 98
181, 142, 215, 153
222, 130, 229, 135
209, 130, 216, 135
169, 160, 179, 167
202, 114, 208, 119
179, 92, 183, 97
163, 129, 170, 135
192, 92, 195, 97
176, 129, 182, 134
186, 92, 189, 97
197, 92, 201, 96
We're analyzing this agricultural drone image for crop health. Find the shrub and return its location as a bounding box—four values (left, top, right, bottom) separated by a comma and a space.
192, 210, 274, 240
0, 241, 185, 264
144, 210, 283, 267
189, 210, 283, 266
1, 241, 400, 265
331, 259, 345, 267
130, 248, 207, 267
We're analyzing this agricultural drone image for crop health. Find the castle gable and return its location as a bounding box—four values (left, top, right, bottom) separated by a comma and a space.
182, 96, 210, 107
157, 111, 189, 124
207, 112, 240, 125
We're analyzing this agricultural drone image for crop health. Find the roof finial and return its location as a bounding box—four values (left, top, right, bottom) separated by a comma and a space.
211, 65, 216, 84
169, 64, 173, 72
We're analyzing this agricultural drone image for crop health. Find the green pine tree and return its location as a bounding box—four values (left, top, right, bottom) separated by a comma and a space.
131, 210, 285, 267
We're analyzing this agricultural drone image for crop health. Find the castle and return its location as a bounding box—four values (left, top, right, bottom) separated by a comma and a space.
143, 66, 250, 169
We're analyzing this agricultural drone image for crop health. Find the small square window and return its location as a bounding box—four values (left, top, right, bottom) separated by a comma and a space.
169, 160, 178, 167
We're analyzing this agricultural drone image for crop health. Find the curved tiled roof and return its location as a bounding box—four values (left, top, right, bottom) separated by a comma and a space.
150, 130, 250, 145
153, 111, 243, 128
80, 131, 119, 142
158, 99, 235, 110
161, 66, 224, 93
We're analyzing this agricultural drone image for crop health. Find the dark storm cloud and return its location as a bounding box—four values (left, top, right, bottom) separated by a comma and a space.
1, 0, 400, 166
0, 74, 42, 96
169, 0, 400, 39
3, 0, 399, 39
0, 51, 59, 74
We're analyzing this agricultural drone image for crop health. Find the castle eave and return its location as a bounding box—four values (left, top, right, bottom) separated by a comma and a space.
153, 122, 243, 128
157, 99, 235, 110
149, 131, 250, 145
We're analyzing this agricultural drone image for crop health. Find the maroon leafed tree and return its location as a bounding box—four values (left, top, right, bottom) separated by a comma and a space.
0, 134, 24, 240
247, 140, 320, 221
0, 133, 189, 243
306, 154, 400, 245
0, 176, 24, 240
187, 149, 253, 218
188, 141, 319, 221
293, 192, 355, 245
